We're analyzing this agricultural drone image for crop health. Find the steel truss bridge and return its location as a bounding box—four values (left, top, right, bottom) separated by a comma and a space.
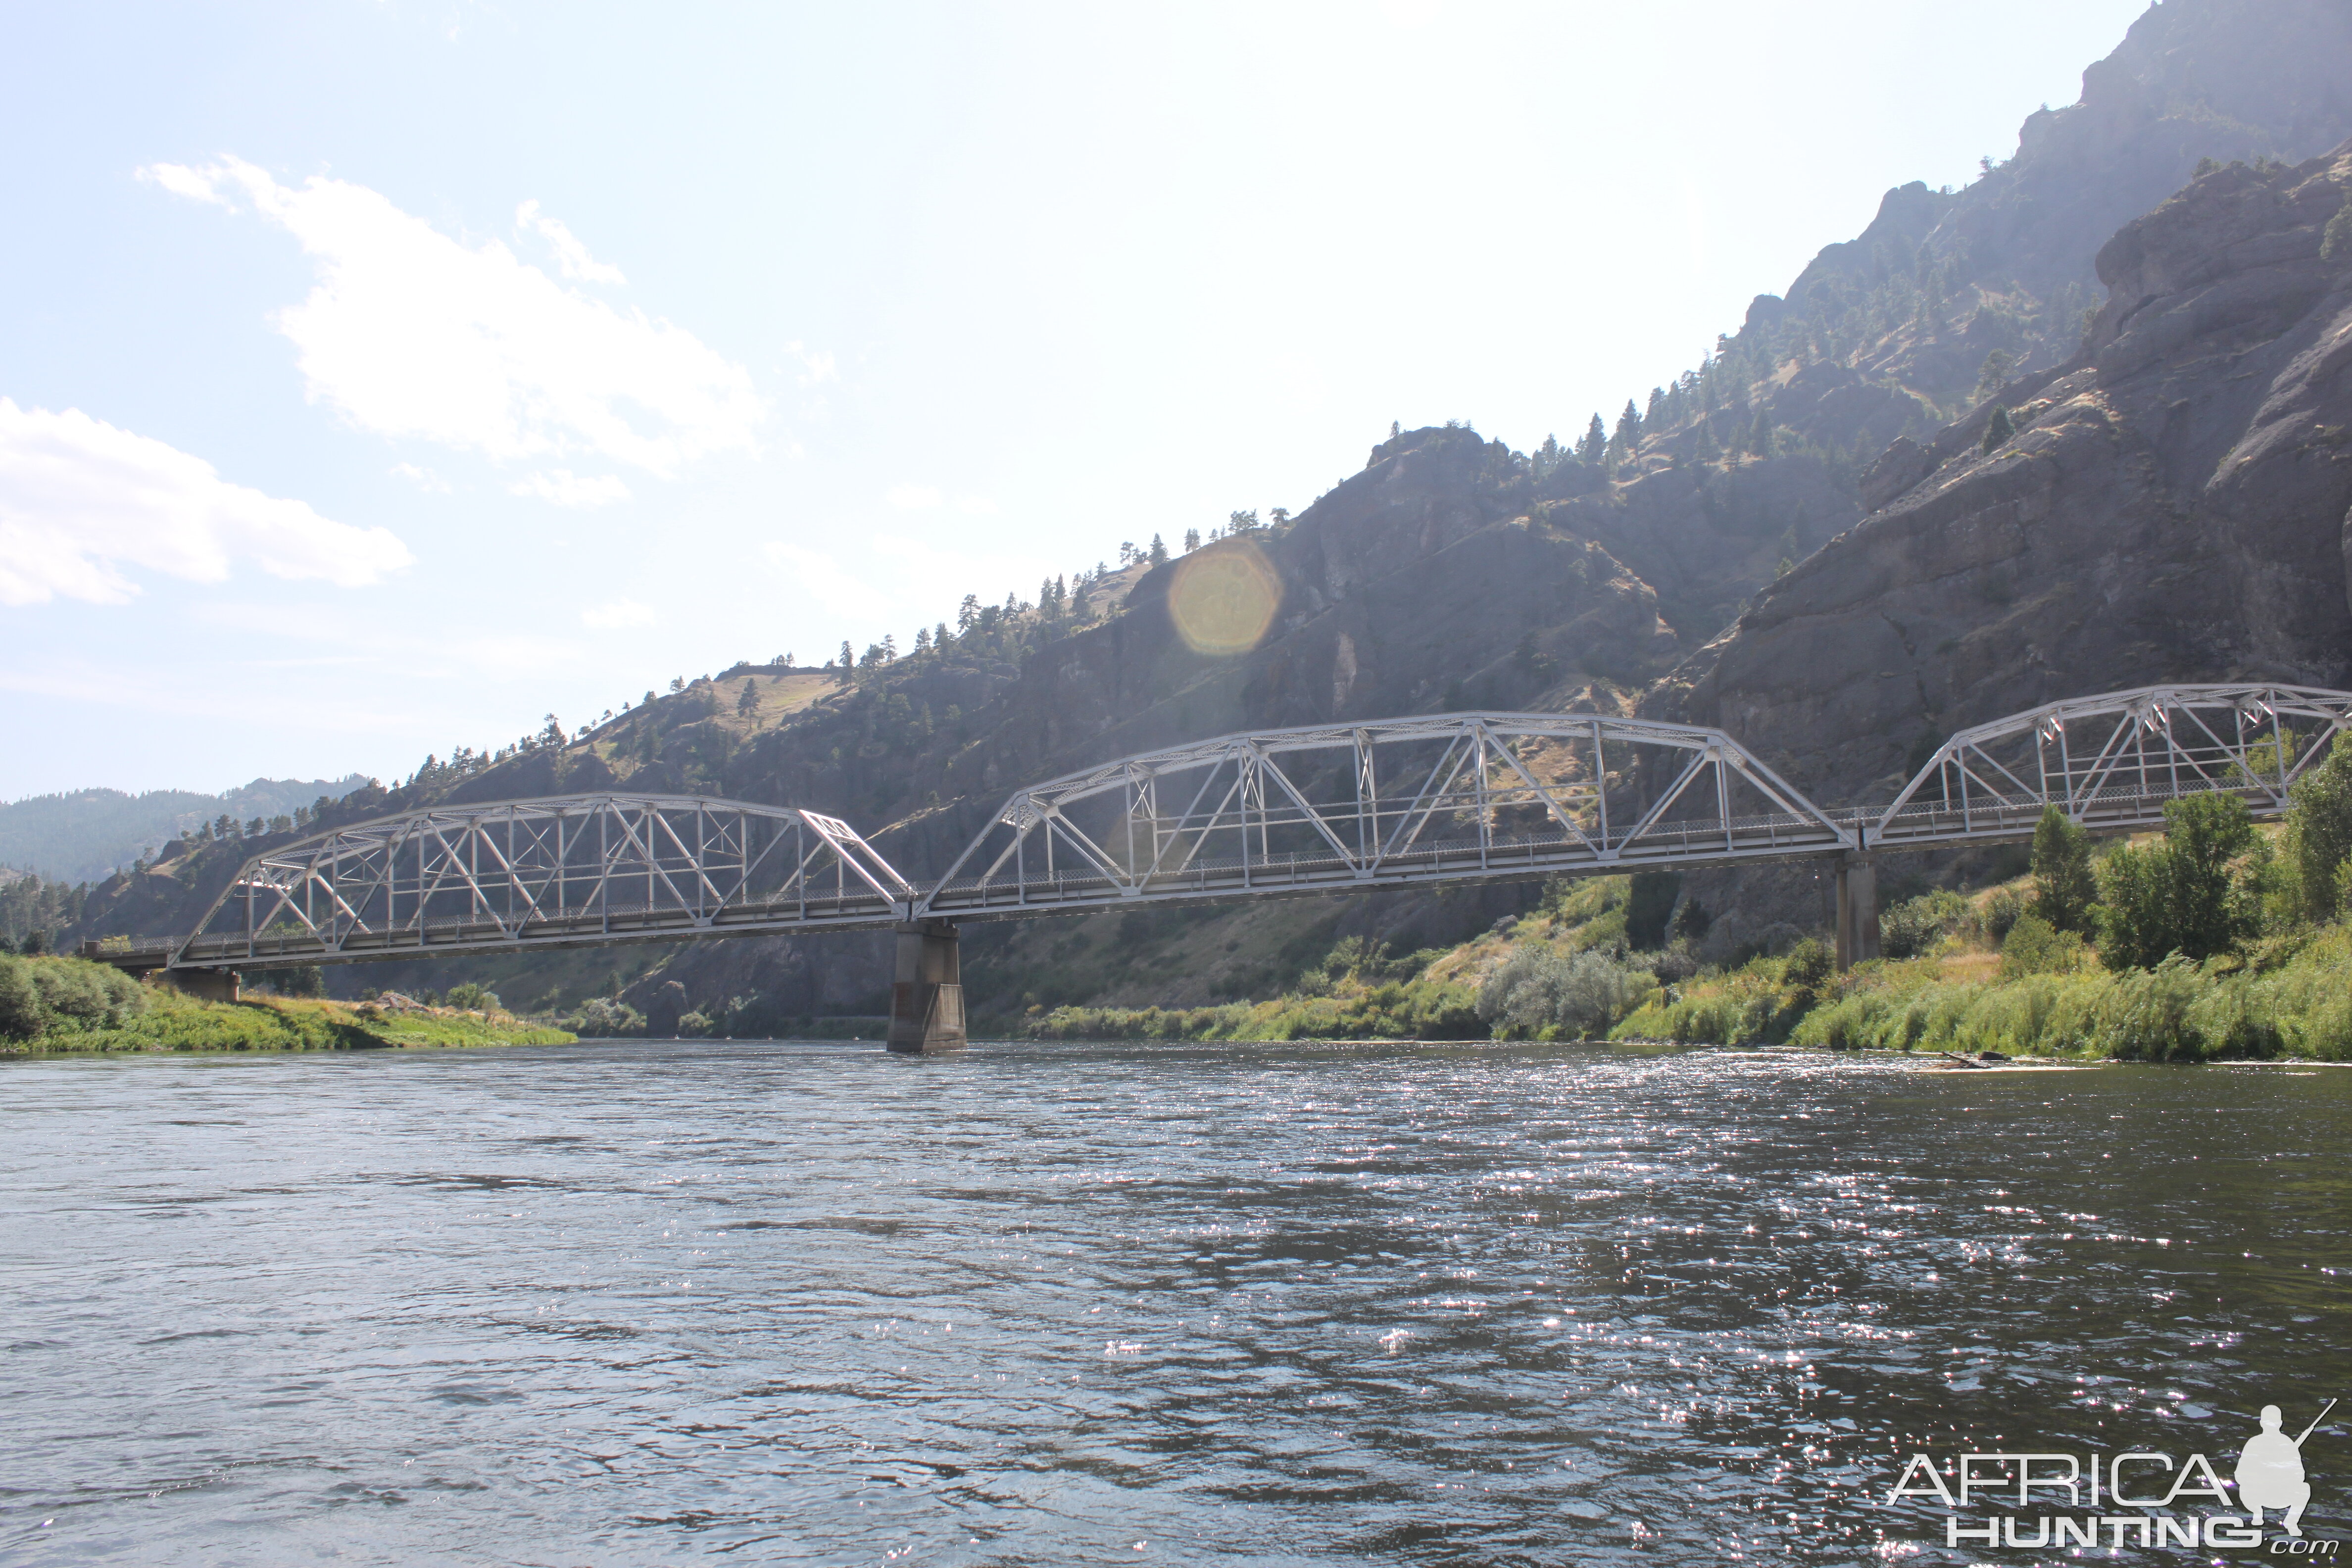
86, 684, 2352, 1047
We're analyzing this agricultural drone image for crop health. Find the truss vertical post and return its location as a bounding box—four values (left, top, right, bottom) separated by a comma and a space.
2271, 701, 2288, 798
1474, 723, 1491, 869
1592, 719, 1610, 849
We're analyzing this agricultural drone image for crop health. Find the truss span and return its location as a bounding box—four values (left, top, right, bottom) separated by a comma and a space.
129, 684, 2352, 976
1873, 684, 2352, 847
173, 793, 914, 971
916, 711, 1855, 920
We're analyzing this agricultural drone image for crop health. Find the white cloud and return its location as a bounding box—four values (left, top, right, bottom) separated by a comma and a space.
390, 461, 448, 492
515, 198, 626, 285
955, 495, 1000, 515
581, 598, 657, 629
510, 469, 631, 507
142, 157, 765, 476
0, 399, 412, 607
785, 340, 836, 386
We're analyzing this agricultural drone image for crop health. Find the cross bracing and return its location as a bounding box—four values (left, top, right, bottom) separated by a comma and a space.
915, 711, 1857, 919
170, 794, 913, 971
118, 684, 2352, 975
1872, 684, 2352, 847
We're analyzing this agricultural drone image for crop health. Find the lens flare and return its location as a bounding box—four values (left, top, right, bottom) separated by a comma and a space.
1167, 542, 1281, 656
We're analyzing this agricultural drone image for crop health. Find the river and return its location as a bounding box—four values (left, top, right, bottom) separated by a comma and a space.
2, 1040, 2345, 1565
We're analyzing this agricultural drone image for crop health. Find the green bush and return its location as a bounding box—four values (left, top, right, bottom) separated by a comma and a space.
1998, 914, 2085, 979
0, 954, 149, 1040
1476, 947, 1656, 1039
568, 997, 646, 1036
1779, 931, 2352, 1062
1880, 890, 1973, 959
1984, 886, 2028, 943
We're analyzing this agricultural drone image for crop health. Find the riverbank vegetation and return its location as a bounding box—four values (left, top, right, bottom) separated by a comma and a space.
0, 954, 574, 1056
1029, 736, 2352, 1062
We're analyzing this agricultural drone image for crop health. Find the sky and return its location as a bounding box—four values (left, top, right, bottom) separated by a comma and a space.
0, 0, 2153, 801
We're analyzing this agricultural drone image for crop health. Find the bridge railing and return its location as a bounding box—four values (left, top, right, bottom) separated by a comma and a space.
1871, 684, 2352, 846
914, 710, 1857, 920
101, 685, 2352, 972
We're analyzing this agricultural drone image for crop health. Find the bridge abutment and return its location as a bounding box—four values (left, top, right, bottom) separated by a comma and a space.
1834, 856, 1879, 972
886, 920, 966, 1054
161, 968, 240, 1003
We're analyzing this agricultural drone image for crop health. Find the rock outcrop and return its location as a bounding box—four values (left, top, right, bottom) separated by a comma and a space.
1664, 145, 2352, 802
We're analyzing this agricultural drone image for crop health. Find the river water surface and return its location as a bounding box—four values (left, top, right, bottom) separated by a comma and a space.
2, 1040, 2347, 1566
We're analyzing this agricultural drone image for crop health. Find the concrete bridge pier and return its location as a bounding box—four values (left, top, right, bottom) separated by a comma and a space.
886, 919, 967, 1054
1833, 855, 1880, 972
162, 968, 240, 1003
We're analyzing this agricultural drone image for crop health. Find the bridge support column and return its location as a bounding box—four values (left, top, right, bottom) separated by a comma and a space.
1834, 856, 1879, 972
160, 968, 240, 1003
886, 920, 966, 1055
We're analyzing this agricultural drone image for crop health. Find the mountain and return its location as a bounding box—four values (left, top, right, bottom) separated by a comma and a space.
1654, 139, 2352, 955
59, 0, 2352, 1021
0, 777, 372, 884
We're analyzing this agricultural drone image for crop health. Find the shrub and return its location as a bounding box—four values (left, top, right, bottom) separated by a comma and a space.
1999, 914, 2085, 979
0, 955, 41, 1040
1880, 890, 1972, 959
1477, 947, 1655, 1039
444, 981, 500, 1012
1984, 886, 2028, 943
569, 997, 646, 1036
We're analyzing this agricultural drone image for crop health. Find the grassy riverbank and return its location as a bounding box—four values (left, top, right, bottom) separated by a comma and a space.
0, 953, 575, 1057
1030, 739, 2352, 1061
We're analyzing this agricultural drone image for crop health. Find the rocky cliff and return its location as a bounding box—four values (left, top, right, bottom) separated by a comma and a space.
64, 0, 2352, 1019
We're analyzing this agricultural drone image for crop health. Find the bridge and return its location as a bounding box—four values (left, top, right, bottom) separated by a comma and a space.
85, 683, 2352, 1052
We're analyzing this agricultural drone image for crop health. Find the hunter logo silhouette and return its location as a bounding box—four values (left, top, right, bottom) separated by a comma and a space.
2237, 1399, 2335, 1538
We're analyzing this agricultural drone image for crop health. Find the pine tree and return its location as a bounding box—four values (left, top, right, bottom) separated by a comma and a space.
1577, 414, 1607, 465
1616, 399, 1643, 449
2323, 196, 2352, 262
837, 640, 854, 685
1981, 406, 2016, 453
1183, 528, 1200, 552
1148, 534, 1169, 566
736, 679, 758, 716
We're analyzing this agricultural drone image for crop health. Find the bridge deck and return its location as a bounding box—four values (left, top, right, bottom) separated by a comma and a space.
83, 686, 2351, 973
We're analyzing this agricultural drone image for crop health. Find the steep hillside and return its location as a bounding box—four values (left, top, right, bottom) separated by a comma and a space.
62, 0, 2352, 1026
1652, 141, 2352, 957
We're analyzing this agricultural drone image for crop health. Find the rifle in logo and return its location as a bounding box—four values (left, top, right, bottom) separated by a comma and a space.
2240, 1399, 2335, 1539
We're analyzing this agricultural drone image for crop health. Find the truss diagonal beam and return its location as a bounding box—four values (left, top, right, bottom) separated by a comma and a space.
144, 687, 2352, 975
